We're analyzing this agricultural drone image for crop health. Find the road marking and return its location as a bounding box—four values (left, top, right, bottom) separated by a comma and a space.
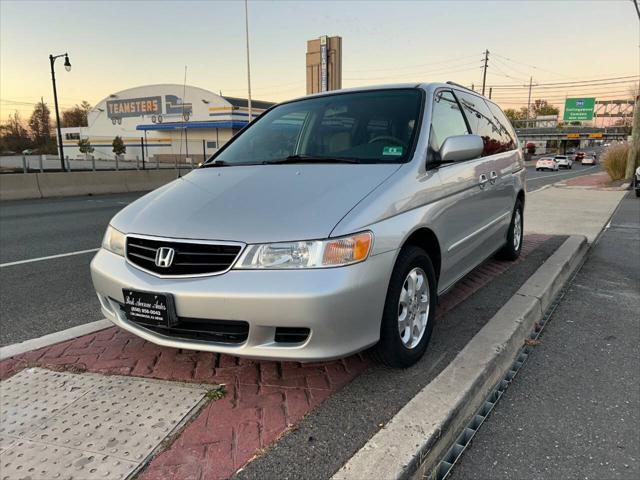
0, 319, 112, 360
0, 248, 100, 268
527, 165, 597, 182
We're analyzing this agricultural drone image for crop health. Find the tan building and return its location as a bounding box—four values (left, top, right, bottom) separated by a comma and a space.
306, 36, 342, 94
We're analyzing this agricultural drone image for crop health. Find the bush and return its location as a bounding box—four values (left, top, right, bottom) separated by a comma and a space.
602, 143, 629, 181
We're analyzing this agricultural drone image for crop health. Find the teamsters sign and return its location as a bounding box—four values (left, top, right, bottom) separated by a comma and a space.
107, 96, 162, 118
106, 95, 193, 119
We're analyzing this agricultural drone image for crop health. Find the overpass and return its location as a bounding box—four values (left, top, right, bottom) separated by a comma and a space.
515, 126, 629, 142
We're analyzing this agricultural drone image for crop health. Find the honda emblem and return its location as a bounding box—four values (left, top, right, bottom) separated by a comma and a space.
155, 247, 175, 268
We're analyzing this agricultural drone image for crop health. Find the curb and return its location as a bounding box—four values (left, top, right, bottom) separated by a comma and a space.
0, 319, 112, 361
332, 235, 588, 480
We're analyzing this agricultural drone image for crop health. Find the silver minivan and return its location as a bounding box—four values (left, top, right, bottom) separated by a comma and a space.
91, 83, 525, 368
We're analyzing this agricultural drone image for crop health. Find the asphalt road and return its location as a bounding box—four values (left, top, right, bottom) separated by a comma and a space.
525, 161, 602, 192
0, 193, 143, 345
451, 192, 640, 480
0, 162, 605, 346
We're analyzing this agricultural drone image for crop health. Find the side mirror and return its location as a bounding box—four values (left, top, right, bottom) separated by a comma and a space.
440, 135, 484, 163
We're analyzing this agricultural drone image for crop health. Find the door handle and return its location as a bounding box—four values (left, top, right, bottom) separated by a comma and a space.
489, 171, 498, 184
479, 173, 488, 189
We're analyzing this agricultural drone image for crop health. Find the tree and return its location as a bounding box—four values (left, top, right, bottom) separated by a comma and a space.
531, 99, 559, 117
28, 100, 53, 150
0, 112, 32, 152
112, 136, 126, 158
503, 109, 522, 123
78, 138, 94, 159
62, 101, 92, 127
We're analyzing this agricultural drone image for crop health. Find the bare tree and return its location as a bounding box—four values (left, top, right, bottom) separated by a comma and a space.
28, 100, 54, 152
0, 112, 32, 152
62, 101, 92, 127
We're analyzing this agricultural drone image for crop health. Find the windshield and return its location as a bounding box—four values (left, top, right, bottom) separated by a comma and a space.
206, 89, 422, 165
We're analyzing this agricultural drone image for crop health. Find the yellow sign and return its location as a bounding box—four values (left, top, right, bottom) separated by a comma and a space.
588, 133, 603, 139
567, 133, 581, 138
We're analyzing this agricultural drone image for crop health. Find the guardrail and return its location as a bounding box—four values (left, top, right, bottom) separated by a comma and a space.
0, 169, 187, 201
0, 154, 196, 173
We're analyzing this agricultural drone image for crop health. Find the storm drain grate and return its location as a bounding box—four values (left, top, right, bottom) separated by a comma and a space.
428, 266, 582, 480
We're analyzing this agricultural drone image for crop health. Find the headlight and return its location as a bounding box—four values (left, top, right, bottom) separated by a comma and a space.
234, 232, 373, 269
102, 225, 126, 256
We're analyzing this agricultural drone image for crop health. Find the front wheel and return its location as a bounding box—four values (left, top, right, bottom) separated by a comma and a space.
496, 199, 524, 261
372, 246, 437, 368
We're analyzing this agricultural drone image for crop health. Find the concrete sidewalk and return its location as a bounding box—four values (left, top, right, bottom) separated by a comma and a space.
525, 174, 626, 242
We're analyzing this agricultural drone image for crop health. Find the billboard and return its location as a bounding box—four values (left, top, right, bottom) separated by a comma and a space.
563, 98, 595, 121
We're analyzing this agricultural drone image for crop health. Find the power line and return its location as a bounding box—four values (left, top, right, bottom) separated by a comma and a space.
491, 52, 574, 80
489, 75, 639, 89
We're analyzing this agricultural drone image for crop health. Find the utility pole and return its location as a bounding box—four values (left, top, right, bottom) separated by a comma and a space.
244, 0, 253, 123
481, 49, 489, 96
489, 87, 492, 99
526, 76, 533, 128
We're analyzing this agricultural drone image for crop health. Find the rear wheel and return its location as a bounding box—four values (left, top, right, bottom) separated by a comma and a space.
372, 246, 437, 368
496, 199, 524, 261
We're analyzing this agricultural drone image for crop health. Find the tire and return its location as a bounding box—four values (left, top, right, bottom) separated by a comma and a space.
536, 168, 540, 171
372, 246, 437, 368
496, 199, 524, 261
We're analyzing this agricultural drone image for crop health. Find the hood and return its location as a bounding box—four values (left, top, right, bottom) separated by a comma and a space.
111, 164, 401, 244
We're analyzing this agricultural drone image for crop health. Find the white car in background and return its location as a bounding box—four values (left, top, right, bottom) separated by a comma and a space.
536, 157, 559, 171
554, 155, 573, 169
581, 155, 596, 166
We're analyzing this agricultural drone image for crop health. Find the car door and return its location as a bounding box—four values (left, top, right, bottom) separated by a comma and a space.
454, 90, 516, 257
426, 89, 496, 291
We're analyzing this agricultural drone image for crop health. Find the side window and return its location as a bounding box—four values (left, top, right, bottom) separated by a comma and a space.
429, 90, 469, 157
485, 101, 517, 151
456, 91, 506, 156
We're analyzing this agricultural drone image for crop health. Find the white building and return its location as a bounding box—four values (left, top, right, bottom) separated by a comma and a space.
60, 84, 274, 164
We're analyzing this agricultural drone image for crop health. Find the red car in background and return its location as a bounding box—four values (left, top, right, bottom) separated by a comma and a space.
574, 151, 585, 161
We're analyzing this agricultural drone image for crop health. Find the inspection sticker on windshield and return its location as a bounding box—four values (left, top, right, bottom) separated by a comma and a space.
383, 146, 403, 156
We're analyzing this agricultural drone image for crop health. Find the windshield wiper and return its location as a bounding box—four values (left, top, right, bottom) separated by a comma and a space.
200, 160, 229, 168
263, 155, 362, 165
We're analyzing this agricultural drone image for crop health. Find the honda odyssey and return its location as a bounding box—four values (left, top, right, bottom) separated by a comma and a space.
91, 83, 525, 368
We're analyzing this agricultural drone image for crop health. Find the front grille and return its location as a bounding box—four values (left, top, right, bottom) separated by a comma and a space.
115, 300, 249, 344
126, 236, 242, 276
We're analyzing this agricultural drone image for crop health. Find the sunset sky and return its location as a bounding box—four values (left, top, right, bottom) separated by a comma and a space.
1, 0, 638, 122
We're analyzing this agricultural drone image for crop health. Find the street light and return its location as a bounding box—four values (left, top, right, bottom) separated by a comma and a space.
49, 52, 71, 171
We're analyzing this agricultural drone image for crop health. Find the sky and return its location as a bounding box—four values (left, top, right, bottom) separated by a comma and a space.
1, 0, 638, 122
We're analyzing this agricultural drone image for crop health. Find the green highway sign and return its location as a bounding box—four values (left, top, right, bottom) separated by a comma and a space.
563, 97, 595, 121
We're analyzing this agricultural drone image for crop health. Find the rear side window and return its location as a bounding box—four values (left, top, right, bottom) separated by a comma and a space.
455, 91, 513, 156
485, 101, 517, 151
429, 90, 469, 155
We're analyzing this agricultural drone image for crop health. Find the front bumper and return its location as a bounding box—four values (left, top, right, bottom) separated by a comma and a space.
90, 248, 396, 361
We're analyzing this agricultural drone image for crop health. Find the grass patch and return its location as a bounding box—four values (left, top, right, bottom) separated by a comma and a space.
206, 385, 226, 400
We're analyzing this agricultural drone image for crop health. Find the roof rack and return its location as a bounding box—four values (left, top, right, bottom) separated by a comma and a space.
446, 81, 478, 94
